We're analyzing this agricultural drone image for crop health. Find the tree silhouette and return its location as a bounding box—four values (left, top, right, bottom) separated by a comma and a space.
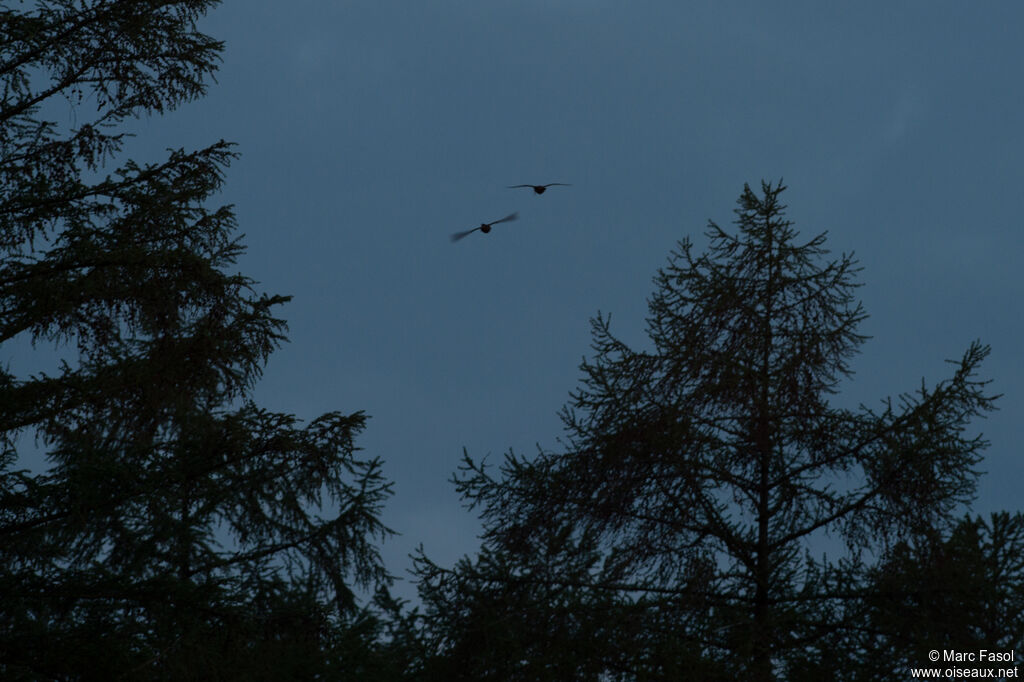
414, 181, 1001, 680
0, 2, 392, 677
814, 511, 1024, 681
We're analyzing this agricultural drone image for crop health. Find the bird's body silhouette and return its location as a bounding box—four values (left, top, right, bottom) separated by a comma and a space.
508, 183, 571, 194
450, 212, 519, 242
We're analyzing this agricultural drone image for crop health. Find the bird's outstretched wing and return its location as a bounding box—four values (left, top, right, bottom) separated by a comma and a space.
542, 183, 571, 187
451, 213, 518, 242
507, 184, 534, 189
490, 212, 518, 225
450, 227, 479, 242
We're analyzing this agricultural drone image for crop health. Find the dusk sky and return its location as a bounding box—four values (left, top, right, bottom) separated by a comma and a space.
40, 2, 1023, 601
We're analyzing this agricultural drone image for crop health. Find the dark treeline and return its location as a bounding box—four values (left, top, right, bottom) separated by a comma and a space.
1, 3, 1021, 680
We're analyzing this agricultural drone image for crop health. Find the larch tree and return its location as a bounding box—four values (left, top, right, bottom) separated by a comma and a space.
0, 2, 392, 678
414, 181, 1000, 680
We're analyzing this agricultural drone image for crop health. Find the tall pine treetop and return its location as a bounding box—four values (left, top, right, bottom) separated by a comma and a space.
417, 180, 998, 681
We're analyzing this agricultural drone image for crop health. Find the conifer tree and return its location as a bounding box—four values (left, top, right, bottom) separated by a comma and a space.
824, 511, 1024, 681
0, 2, 392, 677
415, 181, 999, 680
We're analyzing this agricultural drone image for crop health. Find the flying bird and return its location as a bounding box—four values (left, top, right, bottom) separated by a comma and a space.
507, 183, 571, 194
450, 212, 519, 242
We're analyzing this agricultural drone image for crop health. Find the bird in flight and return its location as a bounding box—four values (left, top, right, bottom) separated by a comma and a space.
507, 183, 571, 194
450, 212, 519, 242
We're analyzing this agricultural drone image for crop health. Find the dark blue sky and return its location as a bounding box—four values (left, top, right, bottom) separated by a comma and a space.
106, 2, 1023, 599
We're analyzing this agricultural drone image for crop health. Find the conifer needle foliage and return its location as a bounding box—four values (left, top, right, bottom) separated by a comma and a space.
414, 182, 1003, 681
1, 3, 392, 678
